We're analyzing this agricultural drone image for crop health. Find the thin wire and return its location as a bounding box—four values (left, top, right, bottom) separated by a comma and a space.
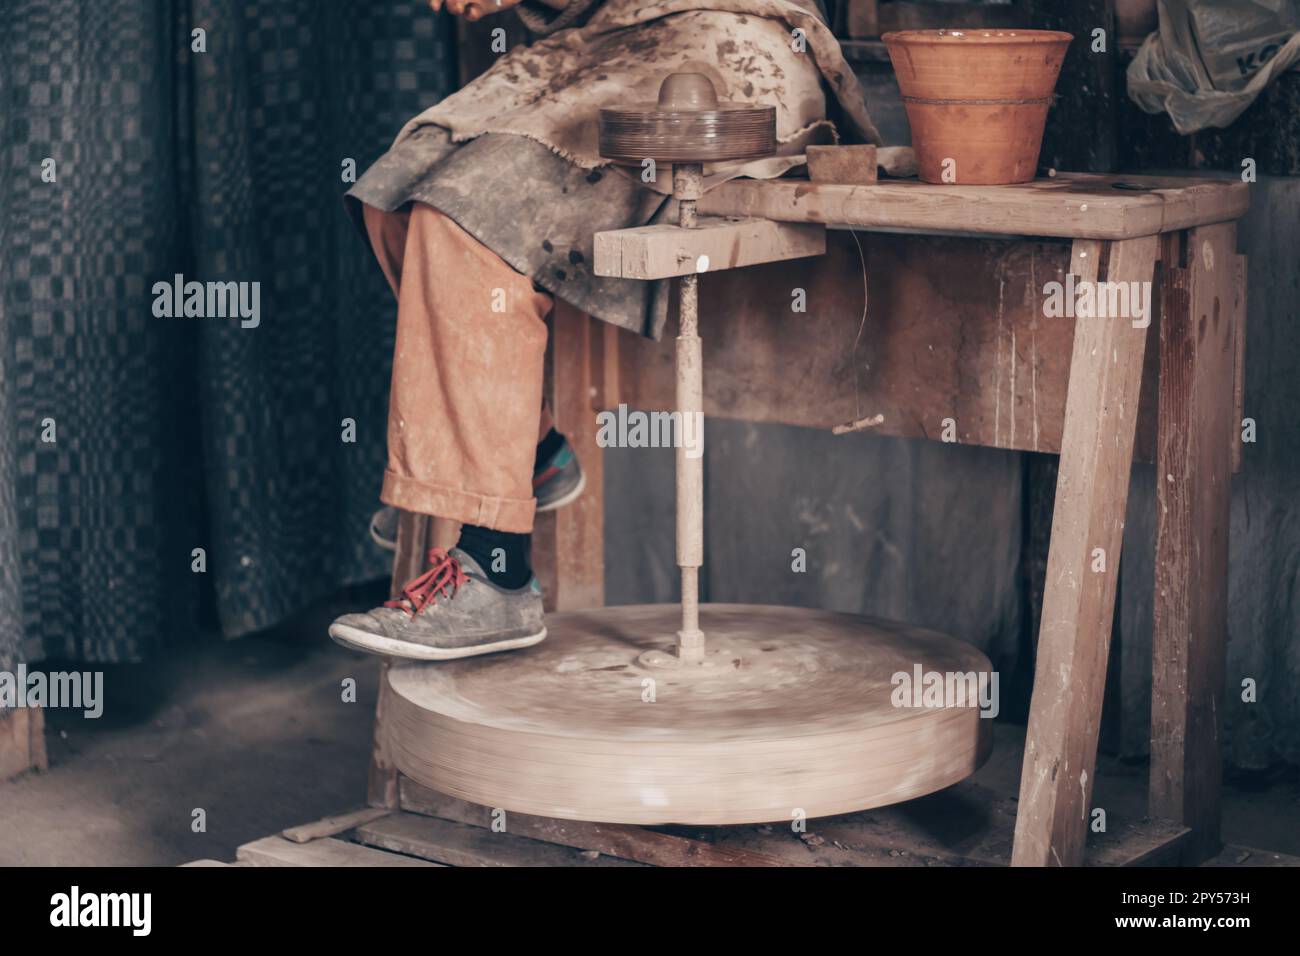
847, 226, 869, 421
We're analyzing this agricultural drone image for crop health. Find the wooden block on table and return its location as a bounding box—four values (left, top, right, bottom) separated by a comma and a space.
807, 145, 878, 185
594, 216, 825, 279
236, 835, 441, 867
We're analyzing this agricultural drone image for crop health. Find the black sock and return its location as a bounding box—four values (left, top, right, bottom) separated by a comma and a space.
456, 523, 532, 589
534, 428, 564, 472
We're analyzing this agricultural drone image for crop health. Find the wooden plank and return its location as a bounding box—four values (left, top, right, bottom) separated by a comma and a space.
617, 231, 1179, 464
594, 319, 622, 413
594, 217, 825, 280
400, 779, 1188, 868
355, 811, 642, 867
28, 705, 46, 771
1012, 234, 1159, 867
0, 707, 44, 781
236, 835, 441, 867
1204, 844, 1300, 868
0, 709, 30, 781
390, 510, 432, 590
282, 808, 392, 844
532, 303, 604, 612
811, 782, 1185, 867
1150, 223, 1238, 865
1231, 254, 1247, 472
807, 145, 878, 185
368, 512, 432, 809
698, 174, 1250, 240
400, 778, 798, 867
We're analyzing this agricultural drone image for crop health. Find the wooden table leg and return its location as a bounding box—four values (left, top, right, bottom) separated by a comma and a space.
367, 510, 434, 809
533, 302, 606, 612
1150, 223, 1239, 864
1012, 234, 1159, 866
0, 707, 47, 781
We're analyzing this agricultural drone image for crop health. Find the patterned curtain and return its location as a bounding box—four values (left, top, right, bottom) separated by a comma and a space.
0, 0, 457, 665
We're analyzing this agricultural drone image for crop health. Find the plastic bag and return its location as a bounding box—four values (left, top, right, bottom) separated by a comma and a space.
1127, 0, 1300, 133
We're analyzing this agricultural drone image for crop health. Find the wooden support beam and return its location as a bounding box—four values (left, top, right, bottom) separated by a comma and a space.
282, 807, 392, 844
532, 303, 605, 612
1150, 223, 1238, 864
237, 835, 440, 868
400, 779, 797, 867
1231, 253, 1247, 472
1086, 819, 1191, 867
366, 511, 431, 809
356, 811, 643, 867
594, 216, 825, 280
1012, 234, 1159, 866
0, 706, 47, 781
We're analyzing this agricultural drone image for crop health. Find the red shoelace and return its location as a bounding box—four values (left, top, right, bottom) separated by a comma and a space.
384, 547, 468, 617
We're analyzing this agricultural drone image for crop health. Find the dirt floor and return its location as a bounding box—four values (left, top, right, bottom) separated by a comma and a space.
1, 582, 1298, 866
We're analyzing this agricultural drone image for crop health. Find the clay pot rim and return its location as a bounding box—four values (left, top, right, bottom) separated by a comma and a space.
882, 28, 1073, 45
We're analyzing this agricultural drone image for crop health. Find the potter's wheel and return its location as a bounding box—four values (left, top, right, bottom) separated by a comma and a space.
386, 74, 992, 827
388, 604, 992, 825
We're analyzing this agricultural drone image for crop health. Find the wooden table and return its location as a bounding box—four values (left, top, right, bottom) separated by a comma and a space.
378, 172, 1249, 867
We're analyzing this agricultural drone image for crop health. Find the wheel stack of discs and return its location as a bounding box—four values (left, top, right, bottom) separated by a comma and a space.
598, 72, 776, 163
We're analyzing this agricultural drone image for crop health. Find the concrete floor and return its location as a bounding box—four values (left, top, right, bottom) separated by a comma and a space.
2, 582, 1298, 866
0, 582, 386, 866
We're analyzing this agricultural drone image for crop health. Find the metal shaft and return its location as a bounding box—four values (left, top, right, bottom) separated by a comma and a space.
674, 162, 705, 663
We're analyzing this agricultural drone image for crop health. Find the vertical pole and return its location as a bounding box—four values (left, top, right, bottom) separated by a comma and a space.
1150, 224, 1237, 863
674, 162, 705, 663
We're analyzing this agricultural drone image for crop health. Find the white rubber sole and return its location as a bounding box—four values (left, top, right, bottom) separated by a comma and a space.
329, 622, 547, 661
368, 469, 586, 553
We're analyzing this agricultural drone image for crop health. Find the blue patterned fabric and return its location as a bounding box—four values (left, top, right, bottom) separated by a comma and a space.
0, 0, 458, 663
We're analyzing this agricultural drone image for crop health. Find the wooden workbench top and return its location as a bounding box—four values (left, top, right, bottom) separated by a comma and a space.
698, 172, 1249, 241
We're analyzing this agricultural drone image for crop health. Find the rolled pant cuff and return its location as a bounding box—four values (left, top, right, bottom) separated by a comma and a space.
380, 469, 537, 533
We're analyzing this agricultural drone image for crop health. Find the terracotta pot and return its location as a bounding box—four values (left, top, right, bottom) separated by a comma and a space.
883, 29, 1072, 185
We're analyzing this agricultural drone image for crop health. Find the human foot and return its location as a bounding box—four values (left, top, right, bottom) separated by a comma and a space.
329, 547, 545, 661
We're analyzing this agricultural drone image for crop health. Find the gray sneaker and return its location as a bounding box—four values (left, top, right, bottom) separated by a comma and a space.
368, 435, 584, 552
329, 548, 546, 661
